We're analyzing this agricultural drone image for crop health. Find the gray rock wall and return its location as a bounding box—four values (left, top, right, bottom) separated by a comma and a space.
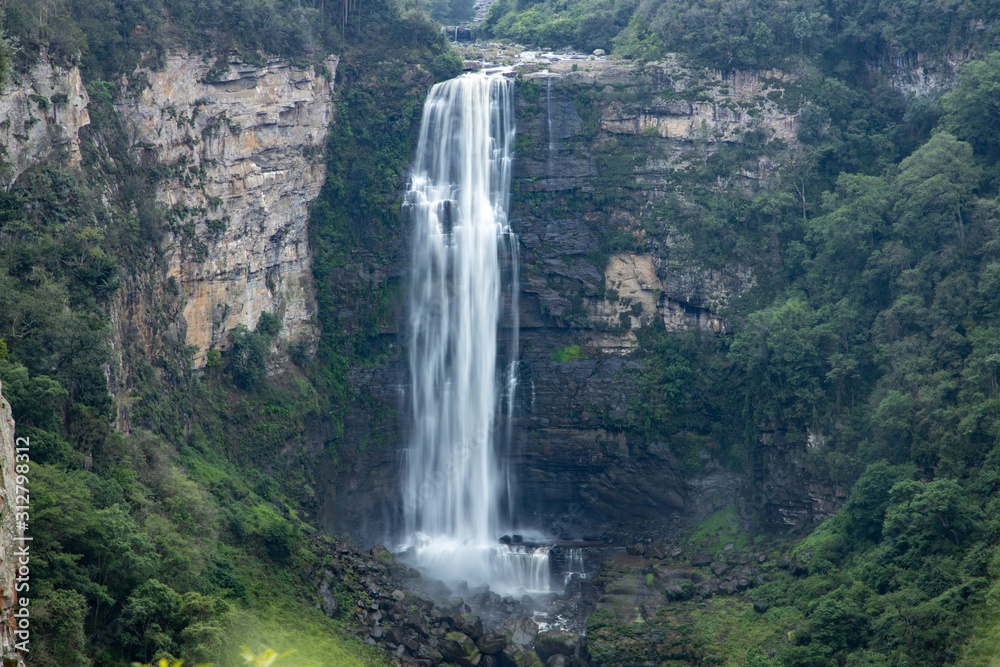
321, 61, 780, 543
116, 53, 339, 368
0, 53, 90, 187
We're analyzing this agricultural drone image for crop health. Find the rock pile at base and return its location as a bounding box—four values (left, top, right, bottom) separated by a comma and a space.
306, 539, 592, 667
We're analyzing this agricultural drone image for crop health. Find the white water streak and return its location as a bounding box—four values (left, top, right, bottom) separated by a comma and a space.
403, 72, 521, 581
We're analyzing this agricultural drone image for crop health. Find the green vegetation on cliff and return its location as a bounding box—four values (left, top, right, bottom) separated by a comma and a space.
503, 2, 1000, 661
3, 0, 1000, 664
485, 0, 1000, 67
0, 0, 454, 665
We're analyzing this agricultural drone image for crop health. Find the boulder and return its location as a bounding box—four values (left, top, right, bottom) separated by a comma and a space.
546, 655, 571, 667
407, 609, 429, 636
318, 579, 338, 617
464, 615, 485, 640
417, 643, 444, 665
370, 545, 393, 562
534, 631, 580, 661
439, 631, 481, 667
502, 644, 544, 667
503, 617, 539, 646
478, 628, 506, 654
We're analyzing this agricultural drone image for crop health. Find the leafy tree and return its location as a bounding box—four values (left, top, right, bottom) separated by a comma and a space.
227, 325, 270, 390
119, 580, 185, 662
810, 590, 869, 655
845, 462, 915, 541
882, 479, 982, 564
33, 590, 92, 667
893, 133, 980, 250
942, 52, 1000, 161
431, 49, 464, 81
0, 360, 68, 429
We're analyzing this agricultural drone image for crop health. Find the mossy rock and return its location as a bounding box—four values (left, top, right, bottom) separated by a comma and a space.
440, 631, 481, 667
534, 630, 580, 661
502, 644, 544, 667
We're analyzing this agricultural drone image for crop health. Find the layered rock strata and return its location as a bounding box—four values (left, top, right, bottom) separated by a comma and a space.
117, 53, 339, 367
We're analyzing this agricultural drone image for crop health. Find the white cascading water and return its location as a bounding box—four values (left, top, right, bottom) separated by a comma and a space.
401, 72, 546, 593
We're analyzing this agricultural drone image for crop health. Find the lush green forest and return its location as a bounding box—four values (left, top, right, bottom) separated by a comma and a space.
644, 63, 1000, 662
483, 0, 1000, 66
485, 0, 1000, 663
3, 0, 1000, 664
0, 0, 454, 665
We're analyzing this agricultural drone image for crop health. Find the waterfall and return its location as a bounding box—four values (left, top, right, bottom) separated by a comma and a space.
401, 72, 539, 592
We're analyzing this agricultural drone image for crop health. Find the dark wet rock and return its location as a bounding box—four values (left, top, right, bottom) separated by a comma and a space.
665, 579, 694, 601
534, 630, 580, 661
464, 615, 485, 640
546, 655, 571, 667
481, 655, 499, 667
503, 617, 539, 646
691, 553, 712, 567
439, 612, 463, 630
407, 610, 430, 637
478, 628, 507, 654
719, 579, 738, 595
417, 644, 443, 664
439, 632, 481, 667
502, 644, 544, 667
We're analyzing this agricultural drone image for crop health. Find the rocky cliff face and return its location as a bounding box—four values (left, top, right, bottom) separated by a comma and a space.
322, 57, 842, 546
116, 53, 338, 367
506, 60, 764, 534
0, 381, 26, 667
0, 54, 90, 186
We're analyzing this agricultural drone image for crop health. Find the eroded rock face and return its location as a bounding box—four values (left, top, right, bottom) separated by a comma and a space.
0, 54, 90, 185
868, 49, 964, 97
117, 53, 339, 367
322, 58, 839, 544
0, 381, 26, 667
597, 67, 799, 146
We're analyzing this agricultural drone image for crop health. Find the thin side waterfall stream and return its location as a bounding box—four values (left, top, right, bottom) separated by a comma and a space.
398, 71, 557, 594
